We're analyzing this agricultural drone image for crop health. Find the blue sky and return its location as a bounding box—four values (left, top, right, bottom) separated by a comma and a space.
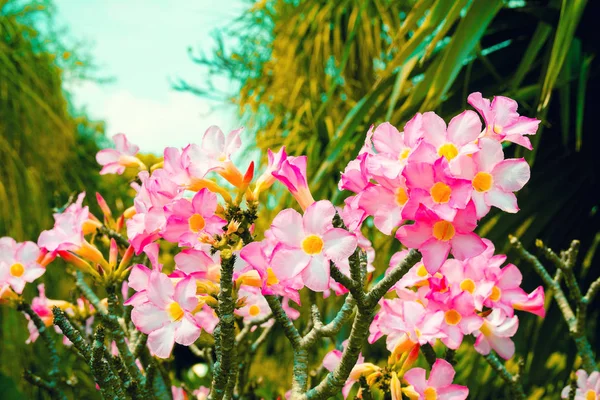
55, 0, 248, 154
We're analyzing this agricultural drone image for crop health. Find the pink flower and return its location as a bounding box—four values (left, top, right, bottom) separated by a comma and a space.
439, 258, 494, 311
96, 133, 142, 175
173, 248, 221, 281
38, 193, 90, 253
403, 359, 468, 400
454, 138, 530, 218
171, 386, 188, 400
403, 159, 472, 221
269, 201, 357, 291
427, 292, 483, 350
124, 244, 163, 307
0, 237, 45, 294
339, 152, 371, 193
163, 146, 198, 187
254, 146, 287, 195
365, 117, 424, 179
162, 189, 226, 247
468, 92, 540, 150
193, 386, 210, 400
418, 111, 481, 163
373, 299, 445, 350
473, 309, 519, 360
483, 262, 545, 318
322, 344, 367, 398
272, 156, 315, 210
186, 126, 244, 186
239, 241, 303, 303
127, 170, 182, 254
396, 203, 486, 274
561, 370, 600, 399
236, 286, 272, 324
358, 174, 411, 235
24, 284, 72, 344
131, 273, 202, 358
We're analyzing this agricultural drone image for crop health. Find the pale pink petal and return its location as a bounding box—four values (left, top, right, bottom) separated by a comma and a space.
301, 254, 330, 292
174, 277, 198, 311
447, 110, 481, 145
503, 116, 540, 136
148, 324, 176, 358
271, 245, 311, 281
303, 200, 335, 235
472, 191, 491, 219
492, 159, 530, 192
270, 209, 304, 247
202, 126, 225, 157
174, 315, 201, 346
95, 149, 121, 165
16, 241, 40, 264
428, 359, 456, 388
403, 112, 424, 146
485, 188, 519, 213
474, 138, 504, 172
322, 350, 342, 372
147, 272, 174, 308
491, 96, 519, 126
322, 229, 357, 262
403, 162, 435, 191
467, 92, 492, 123
128, 265, 151, 291
489, 335, 515, 360
497, 264, 522, 289
437, 384, 469, 400
131, 303, 169, 333
422, 111, 448, 148
404, 367, 428, 393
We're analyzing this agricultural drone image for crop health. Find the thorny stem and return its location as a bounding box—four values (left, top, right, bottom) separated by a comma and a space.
210, 255, 238, 400
52, 307, 92, 360
483, 352, 526, 400
98, 225, 130, 248
18, 302, 61, 380
23, 370, 67, 400
511, 236, 597, 373
91, 325, 127, 399
75, 271, 108, 315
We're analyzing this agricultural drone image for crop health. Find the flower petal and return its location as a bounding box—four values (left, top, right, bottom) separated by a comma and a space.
303, 200, 335, 235
323, 229, 357, 262
300, 254, 330, 292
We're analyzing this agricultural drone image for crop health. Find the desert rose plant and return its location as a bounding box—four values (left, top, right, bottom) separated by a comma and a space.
1, 93, 598, 399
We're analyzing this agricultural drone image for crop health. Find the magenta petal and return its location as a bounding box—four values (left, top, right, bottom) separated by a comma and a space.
450, 233, 486, 260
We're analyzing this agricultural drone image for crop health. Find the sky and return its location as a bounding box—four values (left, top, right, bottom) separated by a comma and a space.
55, 0, 248, 154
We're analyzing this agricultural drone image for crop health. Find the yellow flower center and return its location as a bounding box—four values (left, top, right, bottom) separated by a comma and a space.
399, 148, 411, 160
302, 235, 324, 255
416, 264, 428, 277
166, 302, 185, 322
445, 309, 462, 326
438, 143, 459, 161
493, 124, 503, 134
188, 213, 206, 233
395, 187, 409, 206
432, 221, 455, 241
414, 327, 422, 338
430, 182, 452, 204
424, 386, 438, 400
585, 390, 597, 400
10, 263, 25, 278
472, 172, 493, 192
489, 286, 502, 302
248, 304, 261, 317
266, 268, 279, 286
460, 279, 476, 294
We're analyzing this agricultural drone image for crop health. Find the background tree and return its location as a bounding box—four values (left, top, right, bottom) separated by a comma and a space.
181, 0, 599, 397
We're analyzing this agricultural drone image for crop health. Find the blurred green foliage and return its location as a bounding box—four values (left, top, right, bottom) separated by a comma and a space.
182, 0, 600, 398
0, 1, 131, 398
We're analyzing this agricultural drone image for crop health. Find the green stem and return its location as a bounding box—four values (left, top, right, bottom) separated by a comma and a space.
18, 302, 61, 380
210, 255, 238, 400
483, 352, 526, 400
52, 307, 91, 360
23, 370, 67, 400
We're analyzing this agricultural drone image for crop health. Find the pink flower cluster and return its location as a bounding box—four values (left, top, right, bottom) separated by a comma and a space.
370, 240, 545, 361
